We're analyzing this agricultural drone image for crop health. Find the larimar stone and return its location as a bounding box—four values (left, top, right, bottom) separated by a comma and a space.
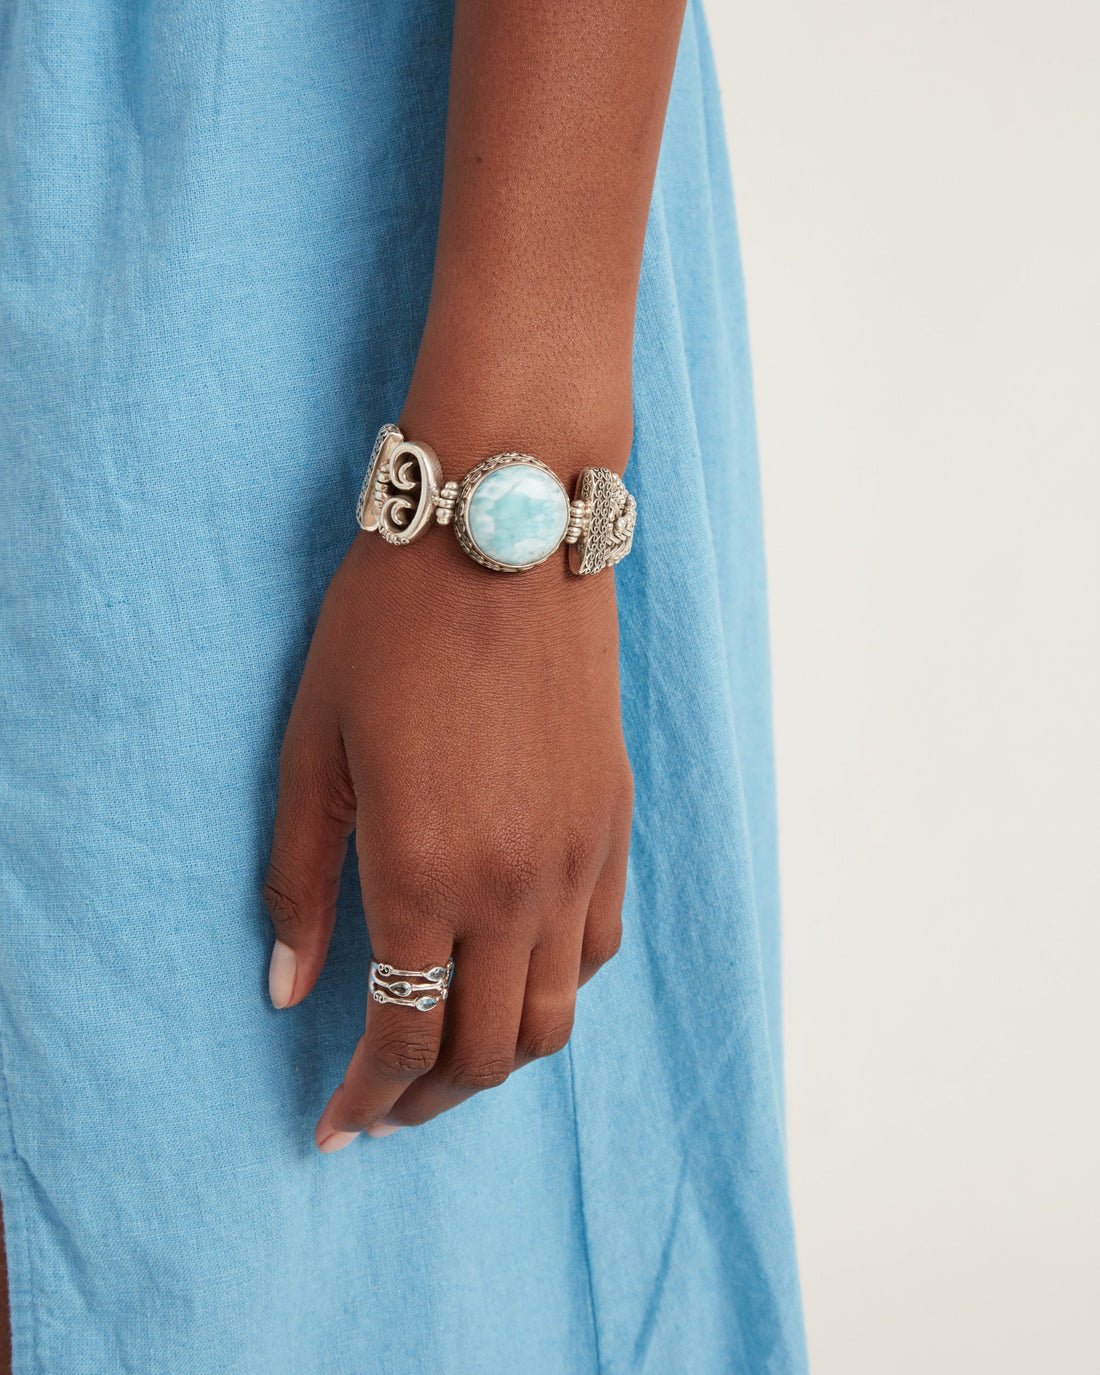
467, 463, 569, 568
416, 996, 438, 1011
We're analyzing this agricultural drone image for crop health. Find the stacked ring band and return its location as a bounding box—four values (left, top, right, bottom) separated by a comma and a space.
369, 958, 455, 1012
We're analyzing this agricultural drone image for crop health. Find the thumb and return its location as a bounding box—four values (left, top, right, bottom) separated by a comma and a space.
263, 712, 356, 1009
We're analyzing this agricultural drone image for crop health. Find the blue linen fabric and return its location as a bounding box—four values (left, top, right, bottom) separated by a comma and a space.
0, 0, 807, 1370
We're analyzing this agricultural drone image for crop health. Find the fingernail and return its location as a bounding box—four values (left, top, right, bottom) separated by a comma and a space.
268, 939, 297, 1009
317, 1130, 360, 1154
366, 1121, 403, 1139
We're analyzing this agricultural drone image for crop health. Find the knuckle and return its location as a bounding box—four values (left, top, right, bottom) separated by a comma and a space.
604, 765, 635, 834
562, 829, 598, 896
482, 843, 542, 912
375, 836, 457, 924
371, 1031, 439, 1080
583, 922, 623, 970
262, 866, 312, 933
618, 763, 635, 813
279, 733, 355, 823
336, 1087, 376, 1130
444, 1054, 512, 1093
519, 1016, 575, 1062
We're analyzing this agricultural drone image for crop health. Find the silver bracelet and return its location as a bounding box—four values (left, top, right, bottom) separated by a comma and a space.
355, 424, 636, 575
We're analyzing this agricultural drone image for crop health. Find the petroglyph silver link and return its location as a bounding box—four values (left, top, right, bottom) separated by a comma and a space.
567, 465, 636, 575
369, 958, 454, 1012
355, 427, 443, 546
356, 423, 636, 575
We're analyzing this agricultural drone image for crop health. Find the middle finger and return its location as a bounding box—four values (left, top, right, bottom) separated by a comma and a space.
314, 932, 454, 1150
383, 937, 530, 1128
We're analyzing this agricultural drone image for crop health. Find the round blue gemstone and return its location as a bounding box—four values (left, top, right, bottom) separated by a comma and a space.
467, 463, 569, 568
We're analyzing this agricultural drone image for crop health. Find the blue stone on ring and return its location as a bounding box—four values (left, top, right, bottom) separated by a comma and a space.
466, 463, 569, 569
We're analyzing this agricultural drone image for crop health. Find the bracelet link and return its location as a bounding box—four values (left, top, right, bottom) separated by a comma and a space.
355, 423, 402, 532
567, 467, 637, 575
356, 426, 443, 546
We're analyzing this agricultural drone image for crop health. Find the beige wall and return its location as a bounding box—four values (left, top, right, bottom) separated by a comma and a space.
707, 2, 1100, 1371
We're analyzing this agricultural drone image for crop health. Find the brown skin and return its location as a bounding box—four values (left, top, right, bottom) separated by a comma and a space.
264, 0, 688, 1150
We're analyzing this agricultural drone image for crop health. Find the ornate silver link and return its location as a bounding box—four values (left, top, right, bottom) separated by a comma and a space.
567, 467, 636, 575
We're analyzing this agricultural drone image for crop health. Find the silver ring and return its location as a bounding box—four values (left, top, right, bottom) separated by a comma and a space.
369, 958, 454, 1012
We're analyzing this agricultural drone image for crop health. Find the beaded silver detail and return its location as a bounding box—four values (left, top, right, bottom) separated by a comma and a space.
563, 498, 589, 545
434, 481, 460, 526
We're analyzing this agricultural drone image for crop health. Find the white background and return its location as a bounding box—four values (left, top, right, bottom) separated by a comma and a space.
708, 2, 1100, 1371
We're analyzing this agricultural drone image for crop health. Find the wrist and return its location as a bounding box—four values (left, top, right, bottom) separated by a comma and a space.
402, 316, 634, 484
344, 523, 615, 631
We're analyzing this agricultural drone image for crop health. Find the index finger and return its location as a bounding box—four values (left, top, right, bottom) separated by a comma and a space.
314, 929, 454, 1152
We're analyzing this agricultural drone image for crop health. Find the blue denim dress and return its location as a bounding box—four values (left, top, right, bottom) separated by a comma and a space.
0, 1, 806, 1369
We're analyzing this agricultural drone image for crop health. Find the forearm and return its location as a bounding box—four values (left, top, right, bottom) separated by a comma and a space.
402, 0, 689, 481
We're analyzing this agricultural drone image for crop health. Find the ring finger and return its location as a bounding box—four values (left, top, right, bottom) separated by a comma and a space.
314, 927, 454, 1151
382, 937, 530, 1129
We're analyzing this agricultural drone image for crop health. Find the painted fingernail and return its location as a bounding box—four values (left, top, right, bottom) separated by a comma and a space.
268, 939, 297, 1009
317, 1130, 360, 1154
366, 1121, 403, 1139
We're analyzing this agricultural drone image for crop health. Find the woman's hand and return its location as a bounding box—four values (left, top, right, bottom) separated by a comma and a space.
262, 433, 633, 1149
